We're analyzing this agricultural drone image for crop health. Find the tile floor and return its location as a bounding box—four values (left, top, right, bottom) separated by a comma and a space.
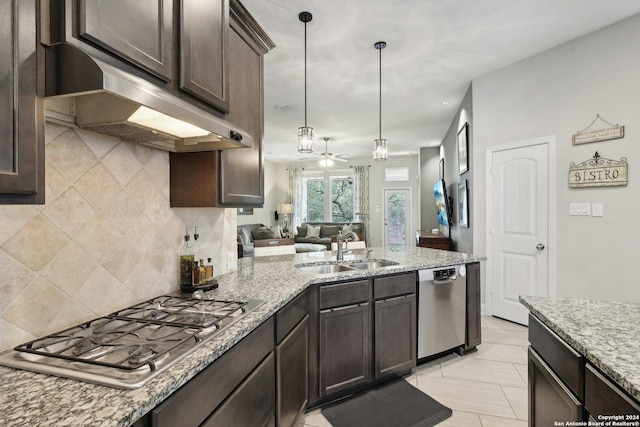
301, 315, 529, 427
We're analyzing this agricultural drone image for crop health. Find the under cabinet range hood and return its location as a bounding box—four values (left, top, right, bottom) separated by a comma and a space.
45, 43, 252, 152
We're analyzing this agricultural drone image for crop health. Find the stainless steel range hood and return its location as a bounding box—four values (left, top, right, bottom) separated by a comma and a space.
45, 43, 252, 152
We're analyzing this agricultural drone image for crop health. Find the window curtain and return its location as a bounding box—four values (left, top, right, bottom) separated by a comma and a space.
353, 165, 371, 246
287, 163, 304, 230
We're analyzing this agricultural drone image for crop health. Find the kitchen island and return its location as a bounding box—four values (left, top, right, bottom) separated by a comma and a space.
0, 246, 483, 427
520, 296, 640, 423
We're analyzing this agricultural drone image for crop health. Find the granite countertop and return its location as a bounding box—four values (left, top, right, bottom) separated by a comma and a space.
520, 295, 640, 402
0, 246, 484, 427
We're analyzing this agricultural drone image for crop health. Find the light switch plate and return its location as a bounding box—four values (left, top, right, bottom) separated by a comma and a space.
227, 252, 234, 269
569, 203, 591, 216
592, 203, 604, 217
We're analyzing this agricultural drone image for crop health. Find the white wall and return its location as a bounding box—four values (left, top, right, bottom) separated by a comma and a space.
473, 14, 640, 302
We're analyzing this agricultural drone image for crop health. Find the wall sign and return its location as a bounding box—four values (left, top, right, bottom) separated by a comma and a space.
572, 125, 624, 145
572, 114, 625, 145
569, 152, 628, 188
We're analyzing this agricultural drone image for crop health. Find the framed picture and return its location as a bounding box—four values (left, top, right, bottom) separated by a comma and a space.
439, 158, 444, 180
457, 123, 469, 175
238, 207, 254, 215
457, 179, 469, 227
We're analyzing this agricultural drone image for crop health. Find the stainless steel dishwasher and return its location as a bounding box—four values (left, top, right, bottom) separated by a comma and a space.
418, 265, 466, 359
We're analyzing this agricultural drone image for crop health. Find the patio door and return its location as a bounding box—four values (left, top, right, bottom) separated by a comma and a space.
383, 189, 410, 248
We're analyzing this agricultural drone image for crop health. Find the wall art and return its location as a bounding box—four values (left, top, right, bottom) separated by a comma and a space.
458, 179, 469, 227
457, 123, 469, 175
568, 151, 627, 188
572, 114, 624, 145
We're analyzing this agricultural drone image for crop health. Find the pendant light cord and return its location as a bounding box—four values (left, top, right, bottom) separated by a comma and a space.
374, 41, 386, 141
304, 19, 308, 127
378, 44, 382, 140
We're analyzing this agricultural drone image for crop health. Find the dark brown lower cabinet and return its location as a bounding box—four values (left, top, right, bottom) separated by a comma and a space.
150, 318, 274, 427
319, 303, 371, 397
585, 364, 640, 418
374, 295, 416, 378
276, 315, 309, 427
528, 348, 583, 426
202, 352, 275, 427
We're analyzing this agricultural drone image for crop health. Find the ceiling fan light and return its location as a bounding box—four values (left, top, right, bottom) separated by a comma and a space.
298, 126, 314, 153
373, 138, 388, 161
319, 157, 334, 167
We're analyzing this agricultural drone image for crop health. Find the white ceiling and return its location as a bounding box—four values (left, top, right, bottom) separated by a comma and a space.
240, 0, 640, 163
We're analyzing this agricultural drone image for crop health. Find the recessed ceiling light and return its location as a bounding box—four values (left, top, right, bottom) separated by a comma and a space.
441, 101, 449, 105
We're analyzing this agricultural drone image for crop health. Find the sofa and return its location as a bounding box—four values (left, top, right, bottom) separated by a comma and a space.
294, 222, 365, 250
238, 223, 328, 258
237, 223, 270, 258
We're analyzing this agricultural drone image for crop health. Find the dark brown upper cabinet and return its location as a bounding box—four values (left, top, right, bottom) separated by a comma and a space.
77, 0, 173, 81
0, 0, 45, 204
179, 0, 229, 112
170, 0, 273, 208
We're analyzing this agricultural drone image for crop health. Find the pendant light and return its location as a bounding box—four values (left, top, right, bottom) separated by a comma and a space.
373, 41, 388, 161
298, 12, 314, 153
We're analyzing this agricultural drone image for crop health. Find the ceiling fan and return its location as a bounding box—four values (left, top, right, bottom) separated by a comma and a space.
300, 137, 349, 167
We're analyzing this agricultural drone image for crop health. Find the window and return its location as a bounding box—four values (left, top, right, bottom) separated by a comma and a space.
384, 167, 409, 181
302, 170, 354, 222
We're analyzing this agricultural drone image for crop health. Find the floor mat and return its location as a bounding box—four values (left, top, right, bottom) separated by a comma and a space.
321, 378, 452, 427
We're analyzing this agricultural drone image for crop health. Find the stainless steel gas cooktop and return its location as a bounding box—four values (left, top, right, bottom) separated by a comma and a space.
0, 294, 264, 389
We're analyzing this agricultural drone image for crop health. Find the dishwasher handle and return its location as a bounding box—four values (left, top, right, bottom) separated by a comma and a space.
432, 278, 454, 285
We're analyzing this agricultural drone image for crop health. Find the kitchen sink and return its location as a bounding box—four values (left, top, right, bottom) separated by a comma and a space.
348, 260, 398, 269
296, 264, 356, 274
296, 259, 399, 275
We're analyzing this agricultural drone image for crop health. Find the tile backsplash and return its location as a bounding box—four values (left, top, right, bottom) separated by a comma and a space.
0, 123, 237, 351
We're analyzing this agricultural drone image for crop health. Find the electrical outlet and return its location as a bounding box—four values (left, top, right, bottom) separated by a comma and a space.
227, 252, 234, 269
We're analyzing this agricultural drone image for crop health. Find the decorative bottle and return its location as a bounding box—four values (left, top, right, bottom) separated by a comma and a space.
205, 258, 214, 281
192, 260, 200, 285
179, 234, 194, 287
199, 259, 206, 284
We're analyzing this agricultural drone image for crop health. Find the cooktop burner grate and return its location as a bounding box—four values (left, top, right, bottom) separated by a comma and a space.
14, 317, 202, 371
2, 295, 264, 388
109, 296, 248, 329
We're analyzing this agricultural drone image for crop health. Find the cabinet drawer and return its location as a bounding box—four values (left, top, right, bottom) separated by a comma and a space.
529, 314, 584, 401
202, 352, 275, 427
529, 348, 583, 426
373, 272, 416, 299
277, 288, 309, 344
151, 317, 274, 427
319, 280, 369, 310
585, 364, 640, 417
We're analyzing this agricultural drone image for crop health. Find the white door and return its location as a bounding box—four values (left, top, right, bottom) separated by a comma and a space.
383, 189, 410, 248
488, 140, 552, 325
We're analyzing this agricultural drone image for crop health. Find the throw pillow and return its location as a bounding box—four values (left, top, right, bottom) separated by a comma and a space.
320, 225, 341, 238
306, 224, 321, 238
342, 223, 353, 235
297, 226, 307, 237
240, 228, 251, 245
251, 226, 276, 240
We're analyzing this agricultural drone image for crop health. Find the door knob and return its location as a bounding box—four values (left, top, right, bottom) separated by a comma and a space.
536, 243, 545, 251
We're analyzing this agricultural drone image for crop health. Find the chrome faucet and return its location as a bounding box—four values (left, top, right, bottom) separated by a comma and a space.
336, 231, 360, 261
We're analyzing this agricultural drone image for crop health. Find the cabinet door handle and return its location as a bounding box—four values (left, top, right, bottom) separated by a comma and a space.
536, 243, 545, 251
